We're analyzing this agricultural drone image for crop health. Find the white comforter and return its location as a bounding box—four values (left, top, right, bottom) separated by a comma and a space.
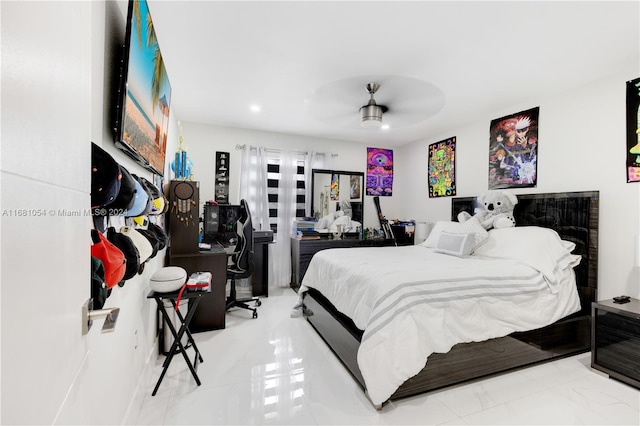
299, 227, 581, 406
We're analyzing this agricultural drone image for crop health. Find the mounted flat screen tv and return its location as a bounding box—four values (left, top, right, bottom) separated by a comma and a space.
113, 0, 171, 176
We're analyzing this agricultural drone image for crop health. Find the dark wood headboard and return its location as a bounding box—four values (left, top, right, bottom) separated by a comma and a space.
452, 191, 599, 316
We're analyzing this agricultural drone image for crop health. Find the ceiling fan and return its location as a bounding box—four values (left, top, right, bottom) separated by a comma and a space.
307, 75, 446, 130
359, 83, 388, 128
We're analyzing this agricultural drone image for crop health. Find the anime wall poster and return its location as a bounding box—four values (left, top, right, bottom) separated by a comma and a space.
428, 137, 456, 198
366, 147, 394, 196
626, 78, 640, 182
489, 107, 539, 189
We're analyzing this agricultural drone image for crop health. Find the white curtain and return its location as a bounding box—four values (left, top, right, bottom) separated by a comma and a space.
238, 147, 335, 289
271, 150, 298, 287
239, 146, 270, 232
304, 151, 334, 217
238, 145, 271, 288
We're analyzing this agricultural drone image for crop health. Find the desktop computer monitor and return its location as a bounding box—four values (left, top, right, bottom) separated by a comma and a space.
202, 204, 241, 245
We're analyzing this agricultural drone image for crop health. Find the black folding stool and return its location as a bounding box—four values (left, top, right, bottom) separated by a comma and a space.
147, 287, 210, 396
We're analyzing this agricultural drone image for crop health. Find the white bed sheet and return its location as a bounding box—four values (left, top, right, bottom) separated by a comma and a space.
299, 244, 581, 406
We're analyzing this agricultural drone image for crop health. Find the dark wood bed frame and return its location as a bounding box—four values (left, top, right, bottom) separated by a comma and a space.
304, 191, 599, 409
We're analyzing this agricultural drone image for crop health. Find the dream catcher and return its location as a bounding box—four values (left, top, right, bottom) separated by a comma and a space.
171, 181, 197, 226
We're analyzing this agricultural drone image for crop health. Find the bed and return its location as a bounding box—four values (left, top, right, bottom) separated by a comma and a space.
299, 191, 599, 409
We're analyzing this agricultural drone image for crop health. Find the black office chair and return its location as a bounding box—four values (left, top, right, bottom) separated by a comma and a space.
225, 199, 261, 318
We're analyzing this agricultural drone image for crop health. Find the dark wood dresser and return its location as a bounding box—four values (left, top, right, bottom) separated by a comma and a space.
290, 237, 386, 290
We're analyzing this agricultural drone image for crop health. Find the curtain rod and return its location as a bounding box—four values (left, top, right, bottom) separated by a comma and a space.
235, 144, 338, 158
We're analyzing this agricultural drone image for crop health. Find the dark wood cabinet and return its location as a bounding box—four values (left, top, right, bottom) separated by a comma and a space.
167, 180, 227, 331
290, 237, 385, 290
591, 298, 640, 389
167, 180, 200, 254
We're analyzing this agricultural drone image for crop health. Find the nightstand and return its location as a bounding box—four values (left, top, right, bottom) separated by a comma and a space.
591, 298, 640, 389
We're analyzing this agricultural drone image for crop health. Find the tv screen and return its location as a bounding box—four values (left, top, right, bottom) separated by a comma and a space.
113, 0, 171, 176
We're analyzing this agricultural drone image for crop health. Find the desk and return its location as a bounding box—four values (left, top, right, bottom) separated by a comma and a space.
167, 250, 227, 332
147, 287, 209, 396
212, 238, 273, 298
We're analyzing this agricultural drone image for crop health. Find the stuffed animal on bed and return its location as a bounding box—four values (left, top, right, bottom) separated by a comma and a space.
316, 200, 362, 232
458, 190, 518, 230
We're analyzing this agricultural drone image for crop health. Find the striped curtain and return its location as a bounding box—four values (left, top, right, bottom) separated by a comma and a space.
239, 146, 335, 289
269, 150, 298, 287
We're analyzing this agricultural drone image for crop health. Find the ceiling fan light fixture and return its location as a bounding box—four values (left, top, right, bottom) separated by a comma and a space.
360, 104, 383, 128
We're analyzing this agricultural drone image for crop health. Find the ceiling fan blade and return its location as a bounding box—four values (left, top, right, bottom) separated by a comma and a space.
307, 75, 446, 129
310, 110, 361, 128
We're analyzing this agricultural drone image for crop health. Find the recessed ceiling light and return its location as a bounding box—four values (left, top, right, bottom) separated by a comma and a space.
250, 105, 261, 112
381, 124, 390, 130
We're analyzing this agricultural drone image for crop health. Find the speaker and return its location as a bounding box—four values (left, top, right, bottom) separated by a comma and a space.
203, 204, 219, 242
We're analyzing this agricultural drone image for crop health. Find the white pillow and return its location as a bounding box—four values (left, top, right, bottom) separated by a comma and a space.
421, 221, 463, 248
422, 219, 488, 253
434, 231, 474, 257
472, 226, 581, 290
562, 240, 577, 252
459, 216, 490, 251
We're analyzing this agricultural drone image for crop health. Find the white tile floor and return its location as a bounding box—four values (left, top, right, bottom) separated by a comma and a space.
132, 287, 639, 425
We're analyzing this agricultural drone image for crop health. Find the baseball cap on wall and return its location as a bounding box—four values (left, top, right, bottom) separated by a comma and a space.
107, 165, 137, 214
91, 142, 121, 209
125, 177, 150, 218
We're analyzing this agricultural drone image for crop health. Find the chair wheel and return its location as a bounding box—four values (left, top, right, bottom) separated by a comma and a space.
255, 300, 262, 307
252, 310, 258, 319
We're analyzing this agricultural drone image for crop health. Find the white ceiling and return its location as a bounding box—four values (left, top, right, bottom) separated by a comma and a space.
147, 0, 639, 147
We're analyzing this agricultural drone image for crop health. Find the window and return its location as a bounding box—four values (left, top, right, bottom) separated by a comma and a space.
266, 154, 306, 233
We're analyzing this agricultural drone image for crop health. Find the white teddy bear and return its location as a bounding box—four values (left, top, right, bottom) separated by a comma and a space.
458, 190, 518, 230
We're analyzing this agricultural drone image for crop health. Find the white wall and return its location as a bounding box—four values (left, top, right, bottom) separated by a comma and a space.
1, 1, 93, 423
1, 1, 177, 424
394, 70, 640, 300
179, 121, 380, 229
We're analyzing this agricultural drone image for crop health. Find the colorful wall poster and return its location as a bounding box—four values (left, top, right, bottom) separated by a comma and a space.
330, 173, 339, 200
626, 77, 640, 182
366, 147, 393, 196
350, 175, 361, 199
428, 137, 456, 198
489, 107, 539, 189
